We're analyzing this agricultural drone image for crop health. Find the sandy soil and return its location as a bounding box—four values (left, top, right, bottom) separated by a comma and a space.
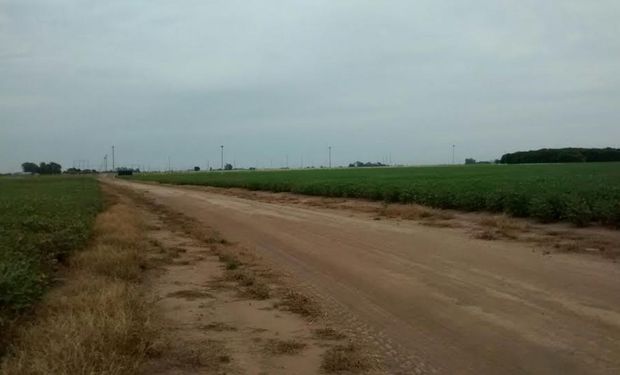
113, 179, 620, 375
133, 194, 355, 374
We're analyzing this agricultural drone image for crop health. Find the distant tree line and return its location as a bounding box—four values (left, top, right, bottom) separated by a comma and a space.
21, 161, 62, 174
465, 158, 493, 165
499, 148, 620, 164
348, 161, 387, 168
65, 167, 98, 174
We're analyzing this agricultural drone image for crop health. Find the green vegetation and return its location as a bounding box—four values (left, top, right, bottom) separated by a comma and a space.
129, 163, 620, 227
0, 176, 101, 336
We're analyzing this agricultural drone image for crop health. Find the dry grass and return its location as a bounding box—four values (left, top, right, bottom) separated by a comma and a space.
149, 339, 230, 371
321, 342, 371, 373
263, 339, 307, 355
219, 253, 242, 270
166, 289, 214, 301
313, 327, 347, 341
476, 215, 528, 240
201, 322, 237, 332
243, 282, 271, 300
0, 194, 156, 375
276, 290, 322, 319
71, 243, 145, 281
381, 204, 442, 221
223, 267, 271, 300
224, 268, 257, 286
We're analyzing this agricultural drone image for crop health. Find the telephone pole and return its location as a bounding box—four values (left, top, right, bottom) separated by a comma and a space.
111, 146, 115, 171
452, 144, 456, 165
104, 154, 108, 171
328, 146, 332, 168
220, 145, 224, 170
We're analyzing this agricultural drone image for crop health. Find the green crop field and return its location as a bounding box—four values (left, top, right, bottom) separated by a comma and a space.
0, 176, 101, 333
128, 163, 620, 227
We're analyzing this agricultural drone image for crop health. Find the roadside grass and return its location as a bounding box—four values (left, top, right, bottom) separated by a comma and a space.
0, 176, 101, 351
153, 339, 230, 371
313, 327, 347, 341
127, 162, 620, 227
321, 342, 371, 373
263, 339, 307, 355
475, 215, 529, 240
0, 192, 156, 374
276, 290, 322, 319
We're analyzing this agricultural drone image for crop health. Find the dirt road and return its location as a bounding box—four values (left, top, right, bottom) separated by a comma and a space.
115, 180, 620, 374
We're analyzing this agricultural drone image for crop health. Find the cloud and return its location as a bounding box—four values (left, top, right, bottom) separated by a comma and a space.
1, 0, 619, 171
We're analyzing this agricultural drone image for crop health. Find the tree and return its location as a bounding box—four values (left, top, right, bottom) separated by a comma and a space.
224, 163, 233, 171
194, 166, 201, 171
21, 162, 39, 173
38, 162, 62, 175
465, 158, 476, 165
499, 148, 620, 164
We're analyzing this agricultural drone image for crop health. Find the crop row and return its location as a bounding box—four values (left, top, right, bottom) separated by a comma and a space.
0, 176, 101, 336
129, 163, 620, 227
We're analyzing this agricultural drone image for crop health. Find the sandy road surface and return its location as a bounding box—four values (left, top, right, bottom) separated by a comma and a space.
114, 179, 620, 374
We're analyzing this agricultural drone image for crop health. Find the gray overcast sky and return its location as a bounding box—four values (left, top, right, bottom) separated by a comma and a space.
1, 0, 619, 172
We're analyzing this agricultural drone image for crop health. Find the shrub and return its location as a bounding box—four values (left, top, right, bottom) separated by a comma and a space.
563, 196, 593, 227
528, 196, 562, 223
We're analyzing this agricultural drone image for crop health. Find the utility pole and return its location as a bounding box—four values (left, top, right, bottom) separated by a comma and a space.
112, 146, 115, 171
452, 144, 456, 165
104, 154, 108, 171
168, 156, 171, 172
220, 145, 224, 170
328, 146, 332, 168
286, 154, 289, 169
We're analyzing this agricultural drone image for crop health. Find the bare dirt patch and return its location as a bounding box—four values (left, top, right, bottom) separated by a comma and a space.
120, 185, 374, 375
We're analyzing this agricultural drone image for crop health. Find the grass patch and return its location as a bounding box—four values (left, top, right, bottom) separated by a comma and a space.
153, 339, 230, 370
263, 339, 307, 355
219, 253, 241, 270
276, 290, 321, 318
201, 322, 237, 332
321, 342, 371, 373
243, 282, 271, 300
313, 327, 347, 341
166, 290, 214, 301
224, 267, 271, 300
0, 194, 156, 374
